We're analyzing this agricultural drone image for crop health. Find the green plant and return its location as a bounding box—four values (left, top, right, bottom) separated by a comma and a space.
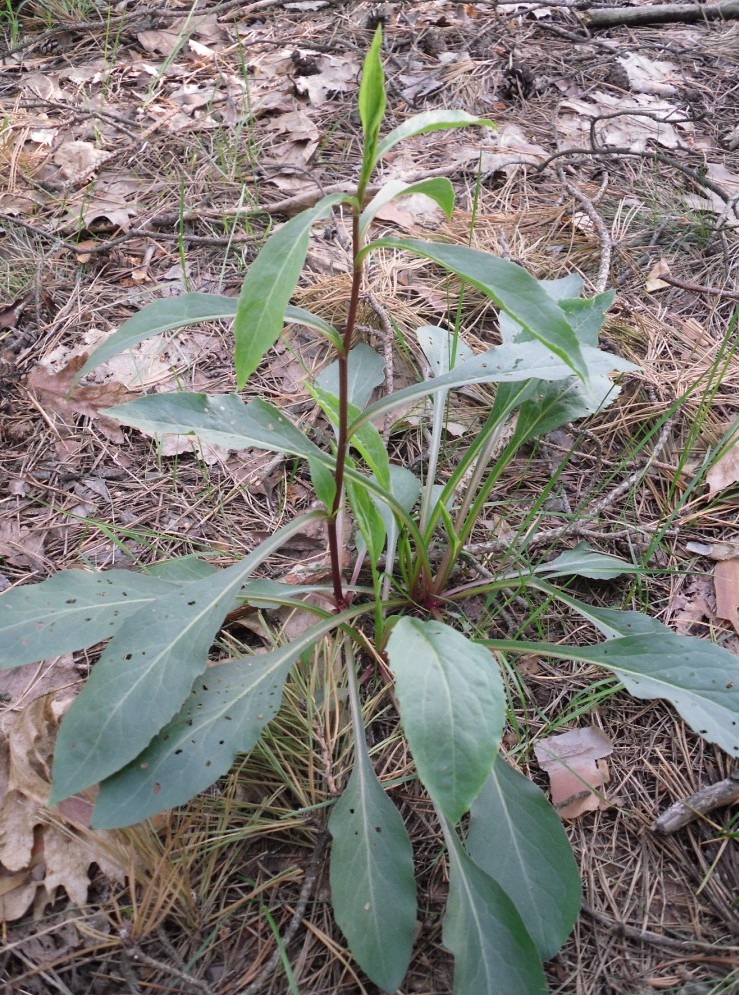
3, 28, 739, 993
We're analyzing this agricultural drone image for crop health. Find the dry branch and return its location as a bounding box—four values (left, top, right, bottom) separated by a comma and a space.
652, 771, 739, 834
584, 0, 739, 29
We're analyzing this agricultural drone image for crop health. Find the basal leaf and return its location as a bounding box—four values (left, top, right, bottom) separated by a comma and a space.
234, 192, 349, 388
329, 734, 416, 992
93, 613, 342, 828
467, 756, 580, 960
359, 177, 455, 237
484, 632, 739, 757
442, 823, 547, 995
375, 110, 495, 163
536, 542, 641, 580
370, 238, 587, 379
49, 511, 326, 802
386, 619, 505, 823
0, 570, 179, 669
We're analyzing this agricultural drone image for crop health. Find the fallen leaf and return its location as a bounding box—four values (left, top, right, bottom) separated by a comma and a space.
714, 559, 739, 635
0, 695, 127, 922
645, 257, 671, 292
52, 141, 109, 181
706, 441, 739, 497
24, 353, 134, 443
534, 726, 613, 819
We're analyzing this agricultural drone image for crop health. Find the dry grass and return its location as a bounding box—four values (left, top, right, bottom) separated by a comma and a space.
2, 1, 739, 993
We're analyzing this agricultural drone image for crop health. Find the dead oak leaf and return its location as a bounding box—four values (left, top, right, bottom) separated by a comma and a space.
706, 442, 739, 497
534, 726, 613, 819
24, 353, 134, 443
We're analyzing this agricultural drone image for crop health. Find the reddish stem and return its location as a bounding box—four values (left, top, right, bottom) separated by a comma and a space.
327, 209, 363, 610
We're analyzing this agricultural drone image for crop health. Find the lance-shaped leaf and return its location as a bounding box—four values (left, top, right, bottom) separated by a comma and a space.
234, 192, 349, 388
535, 542, 641, 580
467, 756, 580, 960
358, 25, 385, 187
350, 340, 636, 436
442, 822, 547, 995
77, 293, 340, 380
49, 510, 326, 802
359, 177, 455, 237
107, 394, 331, 465
0, 570, 180, 669
483, 632, 739, 757
312, 386, 390, 489
375, 110, 495, 163
93, 612, 344, 828
386, 619, 505, 823
329, 729, 416, 992
368, 238, 587, 380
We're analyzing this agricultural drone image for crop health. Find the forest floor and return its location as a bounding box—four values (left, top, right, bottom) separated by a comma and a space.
1, 1, 739, 993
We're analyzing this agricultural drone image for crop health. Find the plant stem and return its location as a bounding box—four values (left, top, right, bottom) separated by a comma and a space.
327, 208, 363, 609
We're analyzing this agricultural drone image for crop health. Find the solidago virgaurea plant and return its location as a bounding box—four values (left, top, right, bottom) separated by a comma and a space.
3, 28, 739, 994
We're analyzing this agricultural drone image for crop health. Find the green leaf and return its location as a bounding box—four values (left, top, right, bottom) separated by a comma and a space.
536, 542, 641, 580
234, 192, 349, 388
442, 823, 547, 995
467, 756, 580, 960
316, 343, 385, 412
76, 293, 340, 381
77, 293, 240, 379
107, 394, 329, 465
369, 238, 588, 379
358, 25, 386, 187
359, 177, 455, 237
484, 632, 739, 757
145, 555, 220, 582
329, 733, 416, 992
312, 386, 390, 490
309, 457, 337, 509
416, 324, 475, 376
49, 510, 326, 802
347, 476, 386, 567
375, 110, 495, 164
512, 373, 621, 444
351, 340, 636, 436
386, 619, 505, 823
93, 613, 341, 828
0, 570, 180, 669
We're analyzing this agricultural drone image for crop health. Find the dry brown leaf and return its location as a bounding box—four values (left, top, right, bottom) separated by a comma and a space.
645, 256, 672, 292
52, 140, 109, 181
714, 559, 739, 634
0, 521, 47, 571
24, 353, 134, 443
534, 726, 613, 819
0, 695, 127, 922
706, 442, 739, 497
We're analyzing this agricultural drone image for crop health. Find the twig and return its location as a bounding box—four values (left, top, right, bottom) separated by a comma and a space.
120, 934, 214, 995
556, 165, 611, 292
237, 831, 329, 995
652, 771, 739, 834
658, 273, 739, 303
582, 904, 739, 952
584, 0, 739, 29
